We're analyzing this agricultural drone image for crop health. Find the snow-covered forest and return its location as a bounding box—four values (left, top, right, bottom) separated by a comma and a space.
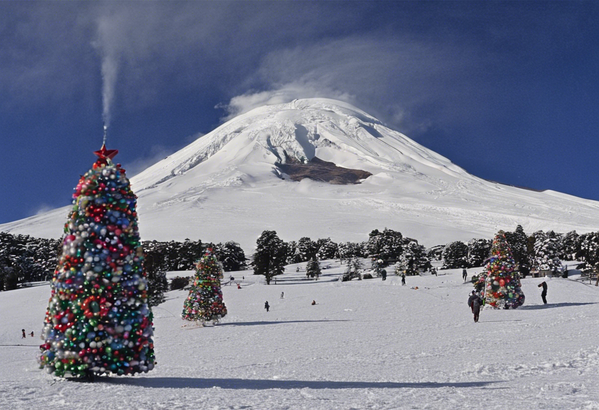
3, 226, 599, 292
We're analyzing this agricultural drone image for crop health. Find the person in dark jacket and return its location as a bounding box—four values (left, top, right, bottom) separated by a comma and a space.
264, 301, 270, 312
538, 281, 548, 304
468, 291, 483, 323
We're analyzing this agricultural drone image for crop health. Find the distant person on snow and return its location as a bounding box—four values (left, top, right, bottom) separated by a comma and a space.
462, 269, 468, 282
22, 329, 26, 339
281, 292, 284, 299
311, 300, 316, 305
538, 281, 548, 304
264, 301, 270, 312
401, 272, 406, 286
468, 291, 483, 323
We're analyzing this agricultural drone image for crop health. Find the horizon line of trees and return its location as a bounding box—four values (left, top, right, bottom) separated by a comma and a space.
440, 225, 599, 274
3, 224, 599, 290
251, 226, 599, 283
0, 233, 246, 292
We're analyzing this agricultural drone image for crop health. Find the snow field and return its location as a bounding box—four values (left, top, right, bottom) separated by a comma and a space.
1, 262, 598, 409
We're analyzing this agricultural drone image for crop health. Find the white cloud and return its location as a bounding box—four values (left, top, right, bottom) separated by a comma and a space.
32, 204, 56, 216
221, 83, 355, 121
0, 3, 494, 138
222, 35, 483, 135
125, 144, 178, 177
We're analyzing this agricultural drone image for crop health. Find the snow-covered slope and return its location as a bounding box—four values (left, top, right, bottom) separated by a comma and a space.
2, 265, 598, 409
3, 98, 599, 250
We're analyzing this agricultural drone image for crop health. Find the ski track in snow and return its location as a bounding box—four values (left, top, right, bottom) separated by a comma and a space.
1, 264, 598, 410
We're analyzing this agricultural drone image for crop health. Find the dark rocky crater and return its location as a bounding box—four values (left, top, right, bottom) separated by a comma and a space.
276, 156, 372, 185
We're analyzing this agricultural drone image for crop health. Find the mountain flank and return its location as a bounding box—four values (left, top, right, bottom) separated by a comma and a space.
3, 98, 599, 250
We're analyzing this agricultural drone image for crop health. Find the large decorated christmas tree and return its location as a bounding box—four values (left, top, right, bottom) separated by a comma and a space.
182, 250, 227, 324
482, 231, 525, 309
39, 145, 155, 378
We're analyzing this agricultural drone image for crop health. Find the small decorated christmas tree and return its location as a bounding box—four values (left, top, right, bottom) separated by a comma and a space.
182, 250, 227, 324
39, 145, 155, 378
482, 231, 525, 309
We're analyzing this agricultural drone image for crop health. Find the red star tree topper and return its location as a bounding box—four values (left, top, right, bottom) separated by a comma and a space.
94, 144, 119, 160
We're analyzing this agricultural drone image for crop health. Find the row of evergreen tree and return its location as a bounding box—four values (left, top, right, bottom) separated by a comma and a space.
252, 228, 433, 284
3, 225, 599, 291
251, 226, 599, 284
441, 225, 599, 272
0, 232, 61, 291
0, 232, 246, 291
286, 228, 429, 268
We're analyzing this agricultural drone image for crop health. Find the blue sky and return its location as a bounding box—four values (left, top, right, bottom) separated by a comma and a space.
1, 1, 598, 226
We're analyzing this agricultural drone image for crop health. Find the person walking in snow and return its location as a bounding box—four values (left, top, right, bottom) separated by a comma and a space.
468, 291, 483, 323
462, 268, 468, 282
538, 281, 548, 304
280, 292, 284, 299
264, 301, 270, 312
22, 329, 26, 339
401, 272, 406, 286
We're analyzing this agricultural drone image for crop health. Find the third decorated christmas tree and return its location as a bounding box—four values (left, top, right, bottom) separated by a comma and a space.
182, 250, 227, 324
483, 231, 525, 309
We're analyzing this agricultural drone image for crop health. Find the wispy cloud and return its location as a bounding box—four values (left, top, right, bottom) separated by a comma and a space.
125, 143, 181, 178
222, 84, 356, 122
223, 35, 484, 135
1, 2, 583, 139
31, 203, 56, 216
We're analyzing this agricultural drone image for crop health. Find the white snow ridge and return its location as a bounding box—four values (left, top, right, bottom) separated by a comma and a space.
2, 98, 599, 249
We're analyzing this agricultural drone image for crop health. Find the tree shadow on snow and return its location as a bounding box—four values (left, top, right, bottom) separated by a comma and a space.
100, 377, 498, 390
271, 278, 339, 285
479, 319, 523, 323
217, 319, 349, 327
519, 302, 598, 310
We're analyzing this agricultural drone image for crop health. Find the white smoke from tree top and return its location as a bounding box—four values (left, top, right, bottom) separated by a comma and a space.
94, 12, 124, 143
101, 54, 118, 133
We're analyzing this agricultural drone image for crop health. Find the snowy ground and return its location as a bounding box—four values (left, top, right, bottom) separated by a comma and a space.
1, 262, 598, 410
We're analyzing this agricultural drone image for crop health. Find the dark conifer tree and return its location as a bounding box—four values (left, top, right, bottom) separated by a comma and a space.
252, 230, 287, 284
214, 241, 246, 272
442, 241, 469, 269
306, 258, 321, 279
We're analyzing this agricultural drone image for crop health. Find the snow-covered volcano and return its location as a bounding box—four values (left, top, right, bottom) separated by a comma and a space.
3, 98, 599, 250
